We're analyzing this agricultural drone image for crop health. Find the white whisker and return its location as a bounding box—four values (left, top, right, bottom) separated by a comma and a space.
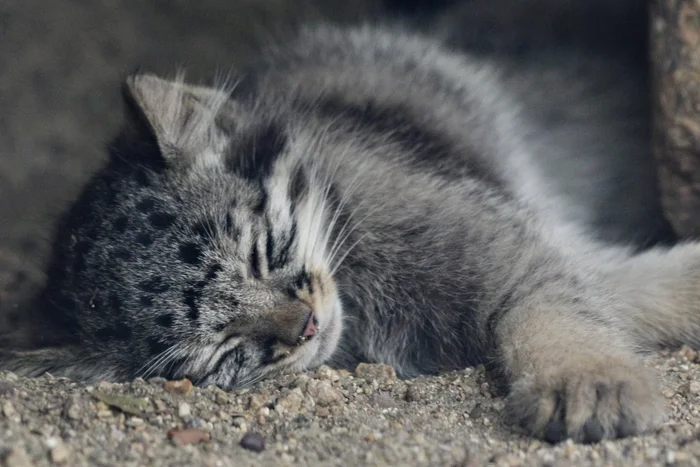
331, 232, 372, 276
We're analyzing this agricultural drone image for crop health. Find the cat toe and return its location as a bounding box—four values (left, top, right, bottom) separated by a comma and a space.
505, 357, 666, 443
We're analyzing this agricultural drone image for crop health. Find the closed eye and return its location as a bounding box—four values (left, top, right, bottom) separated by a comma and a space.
249, 241, 262, 279
265, 222, 297, 272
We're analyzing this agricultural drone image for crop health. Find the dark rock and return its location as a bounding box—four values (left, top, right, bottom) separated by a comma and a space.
240, 432, 265, 452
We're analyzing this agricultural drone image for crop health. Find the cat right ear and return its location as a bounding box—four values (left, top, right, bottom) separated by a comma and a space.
121, 73, 233, 163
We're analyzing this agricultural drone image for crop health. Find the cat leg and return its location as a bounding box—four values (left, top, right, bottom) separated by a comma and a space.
486, 272, 666, 442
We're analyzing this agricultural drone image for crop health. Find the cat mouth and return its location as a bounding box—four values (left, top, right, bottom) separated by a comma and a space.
296, 311, 319, 345
260, 311, 322, 365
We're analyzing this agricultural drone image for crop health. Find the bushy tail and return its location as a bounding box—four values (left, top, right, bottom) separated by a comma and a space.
604, 242, 700, 350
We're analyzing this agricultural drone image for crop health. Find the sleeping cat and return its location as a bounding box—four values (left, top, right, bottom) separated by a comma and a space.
3, 0, 700, 444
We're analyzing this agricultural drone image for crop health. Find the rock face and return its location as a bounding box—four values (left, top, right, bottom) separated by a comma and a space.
652, 0, 700, 237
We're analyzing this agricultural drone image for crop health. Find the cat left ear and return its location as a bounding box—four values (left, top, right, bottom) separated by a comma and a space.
122, 74, 232, 162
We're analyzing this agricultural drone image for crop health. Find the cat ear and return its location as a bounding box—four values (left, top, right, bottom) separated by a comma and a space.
122, 74, 232, 162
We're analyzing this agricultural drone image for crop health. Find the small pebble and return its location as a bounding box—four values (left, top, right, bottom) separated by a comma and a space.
2, 372, 18, 382
183, 416, 204, 429
404, 385, 420, 402
491, 453, 519, 467
167, 428, 210, 446
666, 450, 676, 464
3, 446, 33, 467
3, 400, 18, 419
277, 389, 304, 413
316, 365, 340, 381
248, 394, 267, 411
470, 404, 483, 419
307, 380, 342, 407
678, 345, 698, 362
178, 402, 191, 418
370, 393, 396, 408
50, 444, 70, 464
64, 401, 81, 420
354, 363, 397, 383
163, 378, 193, 395
126, 416, 144, 427
153, 399, 167, 413
231, 416, 246, 428
687, 381, 700, 396
240, 432, 265, 452
0, 380, 16, 395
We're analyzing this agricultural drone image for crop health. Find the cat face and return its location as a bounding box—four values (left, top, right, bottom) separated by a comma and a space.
1, 75, 343, 388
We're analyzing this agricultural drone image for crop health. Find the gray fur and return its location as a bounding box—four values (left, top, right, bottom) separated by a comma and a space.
1, 2, 697, 443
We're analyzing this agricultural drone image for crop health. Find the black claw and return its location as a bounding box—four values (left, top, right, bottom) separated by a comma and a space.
544, 393, 568, 443
544, 418, 568, 443
582, 419, 604, 443
615, 413, 636, 439
595, 382, 611, 399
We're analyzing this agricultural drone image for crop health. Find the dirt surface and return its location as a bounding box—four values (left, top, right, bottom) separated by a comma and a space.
2, 1, 700, 466
2, 352, 700, 467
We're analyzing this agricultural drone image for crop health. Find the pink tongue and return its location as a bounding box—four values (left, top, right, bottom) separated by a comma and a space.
303, 314, 318, 337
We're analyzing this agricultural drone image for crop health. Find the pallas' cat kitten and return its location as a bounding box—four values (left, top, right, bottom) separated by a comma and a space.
2, 0, 697, 443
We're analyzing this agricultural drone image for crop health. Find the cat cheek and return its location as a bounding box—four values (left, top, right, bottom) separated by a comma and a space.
301, 269, 337, 323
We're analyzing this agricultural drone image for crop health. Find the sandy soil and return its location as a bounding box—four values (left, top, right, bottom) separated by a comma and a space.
2, 352, 700, 466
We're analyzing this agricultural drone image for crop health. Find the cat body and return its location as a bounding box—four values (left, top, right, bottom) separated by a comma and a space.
4, 0, 700, 444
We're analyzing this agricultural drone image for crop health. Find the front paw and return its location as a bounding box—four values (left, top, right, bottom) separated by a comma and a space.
504, 356, 666, 443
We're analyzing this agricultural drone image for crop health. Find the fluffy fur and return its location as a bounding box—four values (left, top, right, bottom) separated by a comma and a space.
2, 0, 699, 444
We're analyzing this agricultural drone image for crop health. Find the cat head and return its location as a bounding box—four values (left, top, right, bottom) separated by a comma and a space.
0, 74, 343, 389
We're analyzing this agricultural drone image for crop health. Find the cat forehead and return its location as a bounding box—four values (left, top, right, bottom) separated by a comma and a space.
121, 73, 324, 193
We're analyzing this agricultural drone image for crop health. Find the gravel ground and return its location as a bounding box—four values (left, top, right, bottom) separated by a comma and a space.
2, 352, 700, 467
3, 1, 700, 466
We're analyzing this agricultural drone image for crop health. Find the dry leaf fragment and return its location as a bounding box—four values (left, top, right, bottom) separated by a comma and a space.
92, 391, 149, 415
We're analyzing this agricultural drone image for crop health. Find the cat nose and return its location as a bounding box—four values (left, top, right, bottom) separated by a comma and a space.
269, 301, 318, 346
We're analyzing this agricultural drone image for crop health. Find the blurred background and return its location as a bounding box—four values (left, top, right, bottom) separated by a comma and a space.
0, 0, 662, 307
0, 0, 457, 302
